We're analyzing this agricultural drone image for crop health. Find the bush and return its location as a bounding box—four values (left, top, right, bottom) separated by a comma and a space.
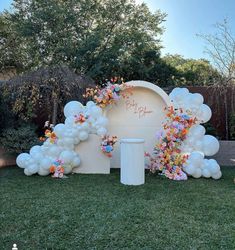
203, 122, 218, 138
0, 124, 40, 154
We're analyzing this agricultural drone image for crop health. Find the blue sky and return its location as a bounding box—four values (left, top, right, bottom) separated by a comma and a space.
1, 0, 235, 60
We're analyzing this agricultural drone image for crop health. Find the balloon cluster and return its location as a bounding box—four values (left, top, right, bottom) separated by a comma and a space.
169, 88, 222, 179
16, 101, 108, 176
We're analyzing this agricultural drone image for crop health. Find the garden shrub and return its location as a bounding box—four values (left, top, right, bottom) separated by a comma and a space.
203, 122, 218, 138
0, 124, 40, 154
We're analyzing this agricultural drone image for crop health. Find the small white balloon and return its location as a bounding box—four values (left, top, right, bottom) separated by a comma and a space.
192, 168, 202, 178
184, 164, 195, 175
30, 145, 42, 156
63, 164, 73, 174
24, 168, 33, 176
95, 117, 108, 127
38, 167, 50, 176
202, 168, 211, 178
188, 151, 204, 168
97, 127, 107, 136
212, 170, 222, 180
39, 158, 52, 171
27, 164, 39, 174
207, 159, 220, 174
59, 150, 75, 163
65, 116, 75, 127
90, 106, 102, 118
72, 156, 81, 167
86, 101, 96, 108
79, 131, 89, 141
53, 123, 65, 138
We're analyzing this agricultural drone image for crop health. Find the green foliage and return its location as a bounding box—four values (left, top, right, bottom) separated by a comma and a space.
0, 1, 221, 86
0, 167, 235, 249
229, 113, 235, 140
163, 54, 221, 86
0, 124, 40, 154
0, 12, 24, 71
203, 122, 218, 138
2, 0, 166, 80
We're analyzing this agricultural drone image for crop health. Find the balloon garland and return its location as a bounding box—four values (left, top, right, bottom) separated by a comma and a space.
16, 79, 132, 178
146, 87, 222, 180
16, 81, 221, 180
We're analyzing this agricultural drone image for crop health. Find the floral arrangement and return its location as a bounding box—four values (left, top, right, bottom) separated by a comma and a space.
39, 121, 57, 144
74, 113, 88, 124
84, 78, 133, 108
146, 106, 197, 180
101, 135, 118, 157
49, 159, 65, 178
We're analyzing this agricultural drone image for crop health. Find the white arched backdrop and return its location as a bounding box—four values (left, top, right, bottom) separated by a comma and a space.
106, 80, 171, 168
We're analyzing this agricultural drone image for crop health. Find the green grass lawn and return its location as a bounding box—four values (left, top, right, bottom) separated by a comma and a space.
1, 166, 235, 250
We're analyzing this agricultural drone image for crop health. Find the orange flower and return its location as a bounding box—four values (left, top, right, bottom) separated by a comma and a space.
39, 137, 46, 142
182, 129, 188, 135
50, 132, 57, 140
50, 165, 56, 173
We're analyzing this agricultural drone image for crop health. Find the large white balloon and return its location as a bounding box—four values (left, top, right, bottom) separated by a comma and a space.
197, 104, 212, 123
64, 101, 83, 118
16, 153, 31, 168
202, 135, 220, 156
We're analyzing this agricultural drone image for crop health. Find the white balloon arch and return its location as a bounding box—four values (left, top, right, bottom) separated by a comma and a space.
16, 82, 221, 180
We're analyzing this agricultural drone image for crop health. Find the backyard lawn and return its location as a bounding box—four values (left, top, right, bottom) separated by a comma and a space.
1, 166, 234, 250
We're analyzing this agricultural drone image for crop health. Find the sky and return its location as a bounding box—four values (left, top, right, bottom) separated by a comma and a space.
1, 0, 235, 60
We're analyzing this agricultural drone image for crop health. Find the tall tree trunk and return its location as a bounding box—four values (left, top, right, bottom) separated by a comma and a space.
52, 91, 58, 126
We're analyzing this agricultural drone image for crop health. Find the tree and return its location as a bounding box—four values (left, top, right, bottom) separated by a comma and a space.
0, 12, 24, 73
1, 66, 95, 126
163, 54, 221, 86
198, 19, 235, 85
2, 0, 166, 81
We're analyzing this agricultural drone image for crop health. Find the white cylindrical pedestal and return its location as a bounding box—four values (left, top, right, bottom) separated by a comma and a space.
120, 138, 145, 185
